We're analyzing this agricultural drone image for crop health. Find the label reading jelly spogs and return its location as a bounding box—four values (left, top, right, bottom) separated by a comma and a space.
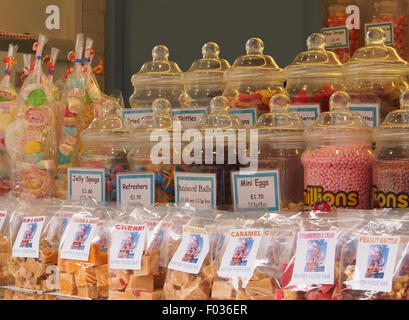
60, 217, 99, 261
109, 224, 146, 271
289, 104, 320, 127
121, 108, 153, 129
174, 173, 216, 209
349, 103, 380, 128
12, 216, 46, 258
321, 26, 349, 49
290, 231, 338, 286
365, 22, 394, 45
228, 109, 257, 128
68, 168, 105, 202
350, 235, 400, 293
231, 171, 280, 212
171, 108, 207, 129
168, 226, 210, 275
0, 211, 6, 231
117, 173, 155, 206
218, 228, 263, 279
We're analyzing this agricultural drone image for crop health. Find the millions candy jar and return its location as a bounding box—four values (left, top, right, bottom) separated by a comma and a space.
183, 42, 230, 109
129, 45, 184, 109
223, 38, 284, 117
371, 0, 409, 60
325, 0, 361, 63
128, 98, 186, 203
9, 34, 57, 199
79, 101, 131, 202
301, 91, 376, 211
253, 94, 305, 212
187, 96, 244, 209
372, 91, 409, 209
284, 33, 343, 124
343, 27, 408, 128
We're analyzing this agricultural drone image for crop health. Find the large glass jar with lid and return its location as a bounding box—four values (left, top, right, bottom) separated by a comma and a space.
223, 38, 284, 118
184, 96, 244, 209
78, 101, 131, 201
129, 45, 184, 109
302, 91, 376, 211
343, 27, 408, 128
370, 0, 408, 60
284, 33, 344, 126
183, 42, 230, 109
128, 98, 186, 203
252, 93, 305, 212
372, 91, 409, 209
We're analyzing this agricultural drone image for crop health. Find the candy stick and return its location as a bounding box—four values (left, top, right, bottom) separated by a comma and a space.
21, 54, 32, 84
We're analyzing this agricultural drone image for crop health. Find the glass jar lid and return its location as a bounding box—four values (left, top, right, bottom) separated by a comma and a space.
284, 33, 343, 79
254, 93, 304, 142
373, 91, 409, 142
224, 38, 284, 83
305, 91, 372, 142
81, 101, 131, 143
183, 42, 231, 84
196, 96, 243, 130
343, 27, 408, 76
131, 45, 183, 86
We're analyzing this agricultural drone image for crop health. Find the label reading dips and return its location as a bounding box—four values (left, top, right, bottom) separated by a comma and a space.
174, 173, 216, 209
231, 171, 280, 212
117, 173, 155, 206
68, 168, 105, 202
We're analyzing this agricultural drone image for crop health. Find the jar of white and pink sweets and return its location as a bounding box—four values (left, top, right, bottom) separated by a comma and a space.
302, 91, 376, 211
372, 90, 409, 209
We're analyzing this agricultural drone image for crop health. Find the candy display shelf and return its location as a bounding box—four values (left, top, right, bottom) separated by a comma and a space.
0, 285, 92, 300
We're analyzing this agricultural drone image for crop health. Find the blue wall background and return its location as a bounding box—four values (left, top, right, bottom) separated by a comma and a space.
105, 0, 323, 107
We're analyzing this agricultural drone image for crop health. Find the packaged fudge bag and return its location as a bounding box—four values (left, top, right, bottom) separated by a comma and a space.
339, 212, 409, 300
278, 211, 369, 300
211, 212, 299, 300
58, 201, 111, 299
108, 205, 169, 300
9, 199, 64, 293
0, 197, 17, 287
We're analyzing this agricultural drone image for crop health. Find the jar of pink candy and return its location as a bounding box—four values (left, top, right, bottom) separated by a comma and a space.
223, 38, 284, 118
302, 91, 376, 211
372, 90, 409, 209
371, 0, 409, 60
78, 101, 131, 202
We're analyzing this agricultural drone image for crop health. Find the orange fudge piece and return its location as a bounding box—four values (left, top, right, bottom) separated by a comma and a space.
77, 285, 98, 299
128, 275, 154, 292
75, 266, 97, 286
59, 272, 77, 296
95, 264, 108, 288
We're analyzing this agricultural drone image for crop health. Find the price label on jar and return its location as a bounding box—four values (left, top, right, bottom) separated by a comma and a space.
365, 22, 394, 45
121, 108, 153, 129
228, 109, 257, 128
289, 104, 320, 127
174, 173, 216, 209
321, 26, 349, 49
109, 223, 146, 270
290, 231, 338, 286
231, 171, 280, 212
349, 103, 380, 128
68, 168, 105, 202
0, 211, 5, 231
117, 173, 155, 206
60, 217, 99, 261
171, 108, 207, 128
12, 216, 45, 258
349, 235, 400, 292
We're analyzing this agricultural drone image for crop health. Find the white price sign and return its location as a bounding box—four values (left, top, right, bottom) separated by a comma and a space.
68, 168, 105, 202
117, 173, 155, 206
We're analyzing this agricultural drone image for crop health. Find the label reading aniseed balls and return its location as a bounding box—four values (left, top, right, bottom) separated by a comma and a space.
174, 173, 216, 209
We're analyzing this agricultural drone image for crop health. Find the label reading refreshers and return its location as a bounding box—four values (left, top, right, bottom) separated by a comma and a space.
117, 173, 155, 206
174, 173, 216, 209
109, 224, 146, 270
12, 216, 45, 258
68, 168, 105, 202
231, 171, 280, 212
168, 226, 209, 274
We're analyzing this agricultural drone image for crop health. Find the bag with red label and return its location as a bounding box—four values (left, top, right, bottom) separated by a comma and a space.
278, 210, 369, 300
107, 204, 170, 300
211, 212, 300, 300
58, 200, 111, 299
339, 211, 409, 300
